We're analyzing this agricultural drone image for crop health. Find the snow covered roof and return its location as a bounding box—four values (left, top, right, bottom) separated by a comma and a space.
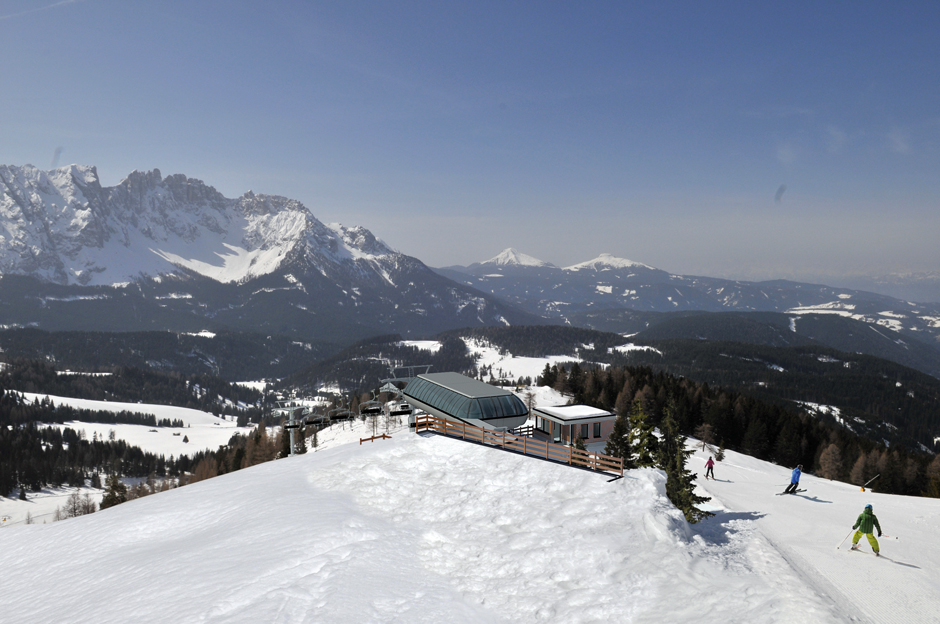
534, 404, 615, 423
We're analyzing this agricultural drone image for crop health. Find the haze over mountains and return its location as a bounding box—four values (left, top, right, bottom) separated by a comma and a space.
3, 163, 940, 380
437, 247, 940, 360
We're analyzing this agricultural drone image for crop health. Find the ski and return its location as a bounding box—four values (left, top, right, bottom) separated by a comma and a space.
775, 489, 806, 495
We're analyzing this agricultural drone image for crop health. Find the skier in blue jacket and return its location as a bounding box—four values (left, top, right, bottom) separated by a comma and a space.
782, 464, 802, 494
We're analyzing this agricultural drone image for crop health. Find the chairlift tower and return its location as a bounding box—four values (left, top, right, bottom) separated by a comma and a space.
273, 399, 306, 457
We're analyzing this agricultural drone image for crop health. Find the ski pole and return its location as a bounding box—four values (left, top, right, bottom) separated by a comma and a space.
860, 474, 880, 492
837, 530, 853, 550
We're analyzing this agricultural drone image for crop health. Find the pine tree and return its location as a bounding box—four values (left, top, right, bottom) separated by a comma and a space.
658, 398, 713, 524
604, 412, 636, 470
630, 397, 657, 468
100, 474, 128, 510
18, 486, 27, 501
715, 442, 725, 462
573, 435, 586, 451
665, 445, 713, 524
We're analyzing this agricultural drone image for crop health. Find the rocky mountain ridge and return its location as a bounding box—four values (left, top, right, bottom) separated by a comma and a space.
0, 164, 543, 342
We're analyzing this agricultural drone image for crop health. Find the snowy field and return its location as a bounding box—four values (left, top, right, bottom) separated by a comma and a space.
401, 338, 586, 381
4, 425, 939, 623
1, 484, 105, 527
16, 391, 255, 457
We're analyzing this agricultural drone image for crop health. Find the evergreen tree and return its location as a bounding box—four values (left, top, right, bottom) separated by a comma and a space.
18, 485, 27, 501
658, 400, 713, 524
100, 474, 128, 509
538, 363, 557, 388
715, 442, 725, 462
665, 444, 713, 524
573, 435, 586, 451
630, 397, 657, 468
604, 413, 636, 470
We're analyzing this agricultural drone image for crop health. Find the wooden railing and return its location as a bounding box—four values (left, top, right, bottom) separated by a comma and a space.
360, 433, 393, 445
509, 424, 534, 438
415, 414, 622, 477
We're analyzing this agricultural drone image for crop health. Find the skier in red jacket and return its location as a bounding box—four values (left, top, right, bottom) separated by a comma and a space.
704, 457, 715, 480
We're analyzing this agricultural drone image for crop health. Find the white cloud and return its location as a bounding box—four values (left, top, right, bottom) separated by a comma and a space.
0, 0, 86, 21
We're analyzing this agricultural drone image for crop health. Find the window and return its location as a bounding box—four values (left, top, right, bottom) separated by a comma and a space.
593, 422, 601, 438
498, 395, 519, 418
467, 400, 482, 419
580, 424, 588, 439
480, 397, 498, 420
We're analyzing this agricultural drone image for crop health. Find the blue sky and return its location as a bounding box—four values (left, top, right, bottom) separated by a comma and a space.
2, 1, 938, 280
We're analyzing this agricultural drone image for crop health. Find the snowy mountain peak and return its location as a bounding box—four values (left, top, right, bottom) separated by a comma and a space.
564, 252, 655, 272
0, 163, 400, 286
484, 248, 552, 267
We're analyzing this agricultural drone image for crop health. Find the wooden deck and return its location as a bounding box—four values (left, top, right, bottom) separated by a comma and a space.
415, 414, 623, 478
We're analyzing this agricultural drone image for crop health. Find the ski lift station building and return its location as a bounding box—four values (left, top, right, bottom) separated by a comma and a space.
532, 404, 617, 446
403, 372, 529, 430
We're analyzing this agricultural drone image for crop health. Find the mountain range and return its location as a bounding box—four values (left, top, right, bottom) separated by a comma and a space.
3, 163, 940, 381
0, 164, 539, 344
437, 248, 940, 367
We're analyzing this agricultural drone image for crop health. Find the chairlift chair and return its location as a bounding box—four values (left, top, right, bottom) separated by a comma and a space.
328, 401, 351, 421
359, 391, 384, 417
389, 402, 412, 417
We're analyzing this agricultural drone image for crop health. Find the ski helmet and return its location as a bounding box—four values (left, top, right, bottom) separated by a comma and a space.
865, 504, 872, 511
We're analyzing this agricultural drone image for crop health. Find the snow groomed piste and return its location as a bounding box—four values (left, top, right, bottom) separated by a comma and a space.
2, 419, 939, 623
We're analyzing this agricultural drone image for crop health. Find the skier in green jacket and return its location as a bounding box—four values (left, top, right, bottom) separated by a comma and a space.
850, 504, 883, 555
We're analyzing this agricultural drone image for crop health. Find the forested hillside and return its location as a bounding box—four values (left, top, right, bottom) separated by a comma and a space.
0, 328, 337, 380
281, 334, 478, 394
437, 326, 940, 453
606, 339, 940, 452
0, 361, 282, 498
1, 360, 267, 418
537, 361, 940, 498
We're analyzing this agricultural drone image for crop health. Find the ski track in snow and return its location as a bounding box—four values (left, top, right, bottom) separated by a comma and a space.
692, 446, 940, 624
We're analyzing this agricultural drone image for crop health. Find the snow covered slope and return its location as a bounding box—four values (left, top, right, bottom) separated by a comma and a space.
0, 164, 540, 341
16, 391, 254, 457
4, 427, 938, 622
691, 444, 940, 624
